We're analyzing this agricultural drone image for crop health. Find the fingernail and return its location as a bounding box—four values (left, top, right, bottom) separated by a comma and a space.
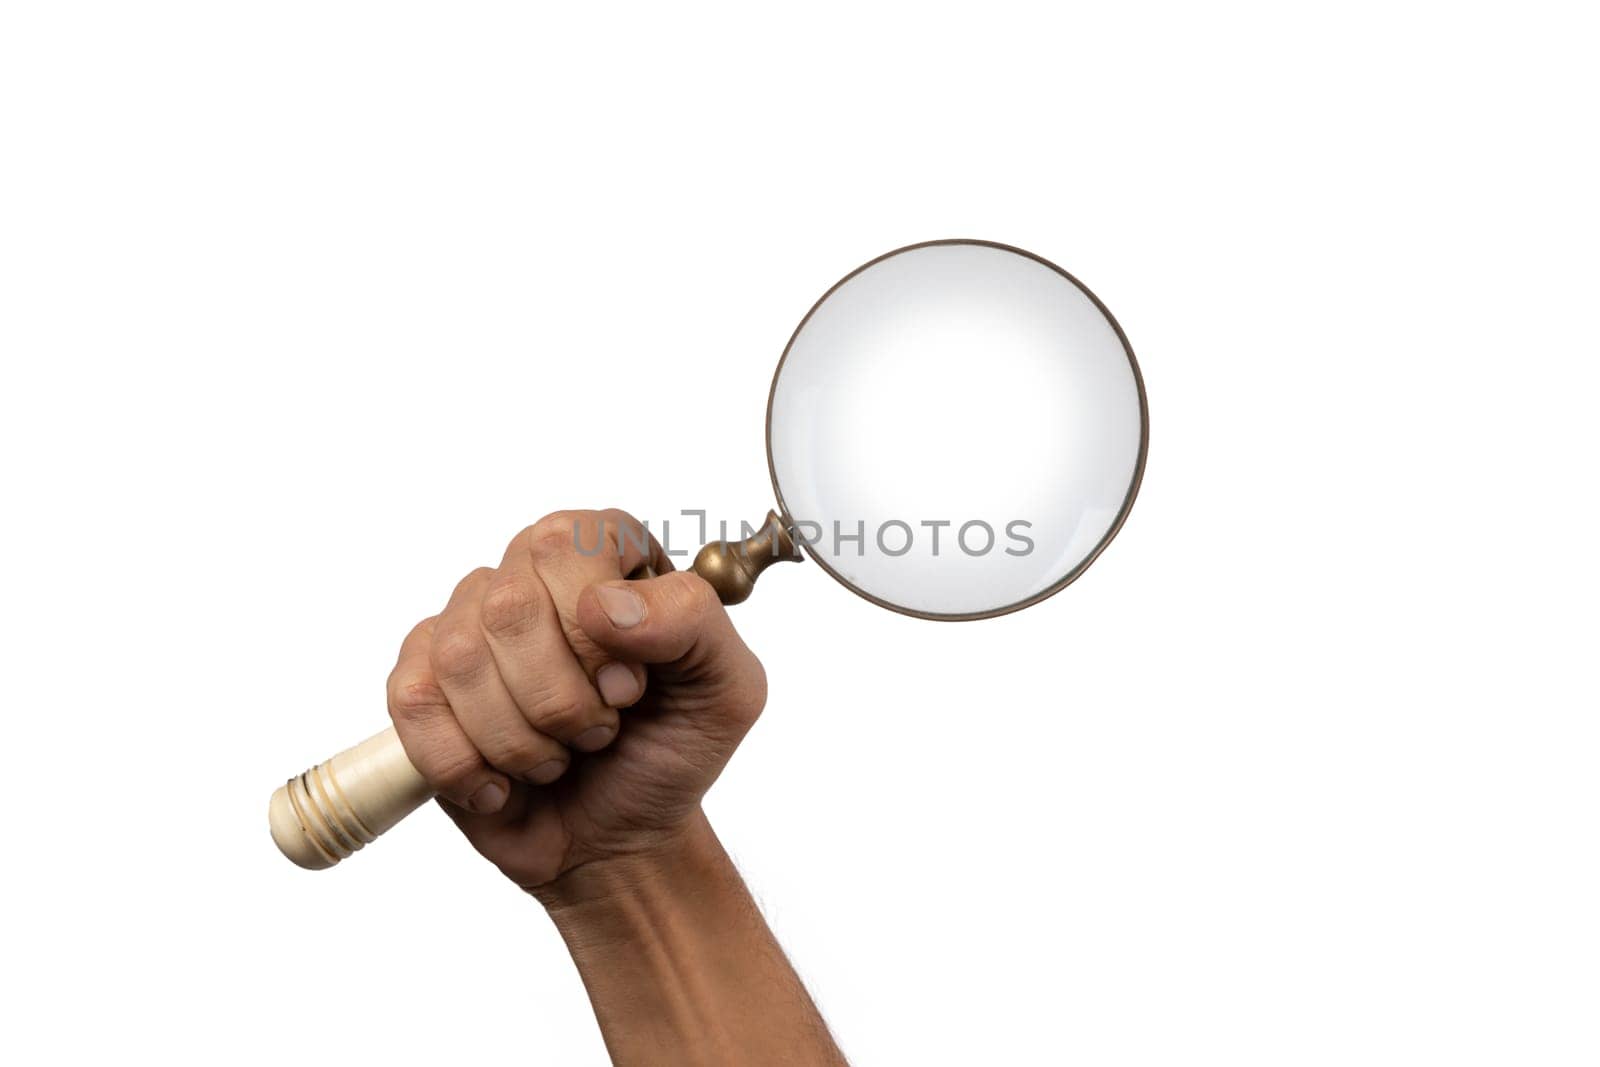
596, 662, 640, 707
528, 760, 566, 785
596, 585, 644, 628
469, 781, 507, 813
573, 725, 615, 752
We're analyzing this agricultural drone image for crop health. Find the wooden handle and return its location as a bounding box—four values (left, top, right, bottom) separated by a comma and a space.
269, 512, 800, 869
269, 727, 432, 869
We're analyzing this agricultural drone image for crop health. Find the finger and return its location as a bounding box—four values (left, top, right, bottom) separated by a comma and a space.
516, 509, 670, 687
430, 568, 573, 785
575, 570, 765, 700
387, 615, 511, 813
474, 563, 625, 752
510, 507, 669, 589
517, 507, 672, 582
491, 508, 663, 736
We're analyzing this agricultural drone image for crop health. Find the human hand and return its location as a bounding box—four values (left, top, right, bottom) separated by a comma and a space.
384, 509, 767, 894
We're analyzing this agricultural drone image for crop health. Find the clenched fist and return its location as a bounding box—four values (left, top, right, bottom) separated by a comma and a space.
385, 509, 767, 893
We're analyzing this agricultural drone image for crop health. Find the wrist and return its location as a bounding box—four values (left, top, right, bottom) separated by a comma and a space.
532, 809, 726, 917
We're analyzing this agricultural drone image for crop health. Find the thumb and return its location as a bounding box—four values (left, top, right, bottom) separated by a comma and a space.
575, 571, 764, 693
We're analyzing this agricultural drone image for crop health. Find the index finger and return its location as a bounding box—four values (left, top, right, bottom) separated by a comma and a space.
503, 508, 672, 581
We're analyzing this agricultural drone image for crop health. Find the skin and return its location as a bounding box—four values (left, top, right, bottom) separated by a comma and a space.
386, 508, 848, 1065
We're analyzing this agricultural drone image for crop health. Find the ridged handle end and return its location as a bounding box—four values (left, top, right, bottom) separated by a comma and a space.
269, 764, 377, 870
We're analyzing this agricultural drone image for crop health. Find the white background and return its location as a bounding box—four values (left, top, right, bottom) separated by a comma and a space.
2, 4, 1596, 1064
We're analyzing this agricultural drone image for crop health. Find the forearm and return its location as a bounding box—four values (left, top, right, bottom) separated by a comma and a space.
537, 810, 847, 1066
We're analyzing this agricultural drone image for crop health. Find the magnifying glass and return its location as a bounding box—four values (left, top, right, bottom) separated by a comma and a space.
269, 238, 1148, 869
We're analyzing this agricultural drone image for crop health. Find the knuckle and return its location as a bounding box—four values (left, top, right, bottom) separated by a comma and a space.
527, 517, 579, 561
529, 510, 617, 563
451, 567, 494, 599
390, 675, 448, 720
530, 510, 581, 541
481, 573, 544, 636
601, 507, 647, 550
511, 522, 540, 556
426, 747, 485, 794
385, 705, 483, 794
602, 506, 643, 529
431, 625, 490, 681
533, 510, 581, 534
475, 728, 553, 777
527, 691, 600, 736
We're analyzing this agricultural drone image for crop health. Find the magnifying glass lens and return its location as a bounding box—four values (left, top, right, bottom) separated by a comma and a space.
766, 241, 1146, 620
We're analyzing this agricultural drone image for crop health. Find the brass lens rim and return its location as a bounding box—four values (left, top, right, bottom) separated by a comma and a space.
764, 238, 1149, 622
